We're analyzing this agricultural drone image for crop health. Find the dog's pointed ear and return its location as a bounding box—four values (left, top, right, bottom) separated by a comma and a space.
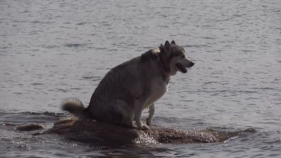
164, 41, 171, 51
159, 44, 165, 53
171, 40, 176, 45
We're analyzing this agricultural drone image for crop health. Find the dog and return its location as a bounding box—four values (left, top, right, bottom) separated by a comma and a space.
61, 41, 194, 130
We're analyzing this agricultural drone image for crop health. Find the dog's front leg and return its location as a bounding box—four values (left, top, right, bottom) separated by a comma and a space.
134, 102, 149, 130
146, 104, 155, 126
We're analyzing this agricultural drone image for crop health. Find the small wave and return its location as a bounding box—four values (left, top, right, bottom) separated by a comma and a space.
241, 49, 255, 53
82, 75, 102, 81
13, 92, 23, 95
31, 20, 53, 24
70, 87, 82, 91
182, 44, 209, 48
56, 88, 69, 93
252, 87, 276, 91
42, 45, 59, 49
180, 89, 257, 94
76, 22, 88, 25
22, 111, 65, 117
31, 83, 44, 86
65, 43, 87, 48
0, 112, 65, 124
203, 81, 218, 85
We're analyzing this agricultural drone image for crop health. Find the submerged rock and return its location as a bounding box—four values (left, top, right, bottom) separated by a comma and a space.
16, 123, 45, 131
43, 118, 255, 145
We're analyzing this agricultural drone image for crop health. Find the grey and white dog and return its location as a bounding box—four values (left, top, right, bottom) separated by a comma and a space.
62, 41, 194, 130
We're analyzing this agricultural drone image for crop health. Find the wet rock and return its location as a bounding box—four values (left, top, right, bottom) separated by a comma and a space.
43, 118, 250, 145
16, 123, 45, 131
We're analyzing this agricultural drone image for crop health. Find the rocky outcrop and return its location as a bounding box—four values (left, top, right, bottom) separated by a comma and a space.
43, 118, 255, 145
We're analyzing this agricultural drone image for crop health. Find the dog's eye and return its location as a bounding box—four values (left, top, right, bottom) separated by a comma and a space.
181, 55, 185, 58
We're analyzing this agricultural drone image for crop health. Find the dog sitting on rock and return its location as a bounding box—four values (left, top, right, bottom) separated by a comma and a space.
62, 41, 194, 130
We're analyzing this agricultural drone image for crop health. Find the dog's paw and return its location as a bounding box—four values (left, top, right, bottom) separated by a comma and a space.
131, 121, 138, 128
138, 123, 150, 130
146, 118, 152, 126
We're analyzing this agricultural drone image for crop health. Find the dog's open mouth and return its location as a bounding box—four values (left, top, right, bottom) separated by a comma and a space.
176, 63, 187, 73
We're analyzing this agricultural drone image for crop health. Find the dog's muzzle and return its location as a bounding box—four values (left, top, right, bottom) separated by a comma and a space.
176, 62, 195, 73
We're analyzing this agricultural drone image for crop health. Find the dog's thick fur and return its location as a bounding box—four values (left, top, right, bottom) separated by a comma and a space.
62, 41, 194, 130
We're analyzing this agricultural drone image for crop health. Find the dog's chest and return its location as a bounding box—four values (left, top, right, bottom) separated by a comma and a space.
144, 78, 168, 107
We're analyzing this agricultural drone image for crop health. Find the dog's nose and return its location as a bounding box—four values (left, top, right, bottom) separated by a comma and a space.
190, 62, 195, 67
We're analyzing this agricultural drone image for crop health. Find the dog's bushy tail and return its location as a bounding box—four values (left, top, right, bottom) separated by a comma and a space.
61, 98, 85, 117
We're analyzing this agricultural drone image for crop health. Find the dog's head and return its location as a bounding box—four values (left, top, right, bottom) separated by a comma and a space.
159, 41, 194, 76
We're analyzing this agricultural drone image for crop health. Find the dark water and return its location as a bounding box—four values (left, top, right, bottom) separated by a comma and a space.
1, 0, 281, 157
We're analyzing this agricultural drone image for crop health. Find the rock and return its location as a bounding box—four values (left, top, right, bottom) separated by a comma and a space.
16, 123, 45, 131
43, 118, 254, 145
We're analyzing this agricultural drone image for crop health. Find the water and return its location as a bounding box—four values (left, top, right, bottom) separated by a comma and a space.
1, 0, 281, 157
